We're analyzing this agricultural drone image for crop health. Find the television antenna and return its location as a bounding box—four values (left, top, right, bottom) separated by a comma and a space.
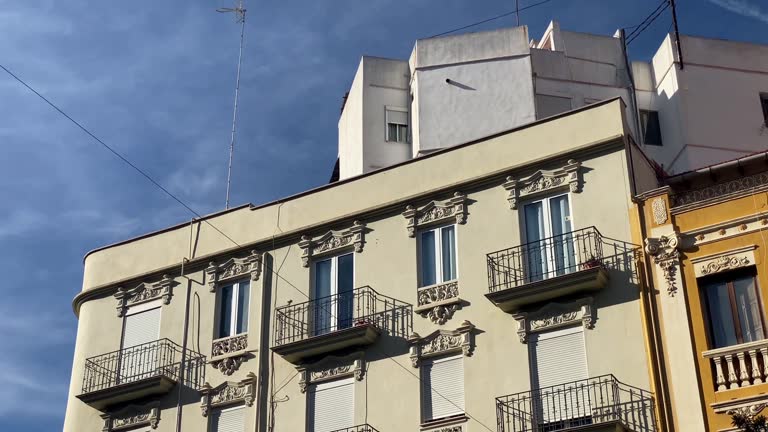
217, 0, 246, 209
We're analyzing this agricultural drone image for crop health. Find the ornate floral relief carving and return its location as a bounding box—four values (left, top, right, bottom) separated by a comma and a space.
408, 321, 475, 368
114, 275, 174, 317
299, 221, 366, 267
297, 356, 365, 393
671, 171, 768, 208
513, 298, 595, 343
200, 373, 256, 417
205, 250, 262, 292
503, 160, 582, 210
214, 356, 245, 376
101, 405, 160, 431
416, 281, 461, 325
651, 198, 668, 225
726, 403, 767, 418
402, 193, 467, 237
212, 334, 248, 357
701, 256, 751, 275
644, 234, 682, 296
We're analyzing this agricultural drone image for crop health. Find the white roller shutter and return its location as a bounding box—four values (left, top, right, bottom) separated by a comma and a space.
386, 108, 408, 125
308, 377, 354, 432
120, 306, 161, 382
211, 405, 246, 432
530, 326, 589, 423
421, 355, 465, 421
122, 307, 161, 349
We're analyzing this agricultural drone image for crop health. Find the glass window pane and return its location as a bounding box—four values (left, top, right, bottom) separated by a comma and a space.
704, 281, 739, 348
441, 226, 457, 282
236, 281, 250, 334
388, 123, 398, 141
218, 285, 233, 338
313, 259, 333, 336
420, 230, 437, 287
337, 254, 355, 329
524, 202, 547, 281
733, 276, 764, 343
549, 195, 575, 274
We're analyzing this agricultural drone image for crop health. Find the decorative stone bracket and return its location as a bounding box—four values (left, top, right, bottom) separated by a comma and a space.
114, 275, 174, 317
408, 320, 475, 368
211, 334, 250, 376
200, 373, 256, 417
644, 234, 682, 296
512, 298, 595, 344
402, 192, 467, 237
503, 160, 582, 210
101, 404, 160, 431
415, 280, 462, 325
299, 221, 366, 267
297, 354, 366, 393
205, 250, 263, 292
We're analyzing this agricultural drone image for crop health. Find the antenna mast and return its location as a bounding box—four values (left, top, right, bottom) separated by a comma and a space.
218, 0, 246, 209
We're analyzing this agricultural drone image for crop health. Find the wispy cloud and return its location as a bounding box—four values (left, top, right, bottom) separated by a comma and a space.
709, 0, 768, 24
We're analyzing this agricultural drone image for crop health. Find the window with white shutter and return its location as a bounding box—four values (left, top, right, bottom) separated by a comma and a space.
307, 377, 355, 432
529, 326, 589, 425
211, 405, 246, 432
120, 305, 162, 383
421, 355, 465, 423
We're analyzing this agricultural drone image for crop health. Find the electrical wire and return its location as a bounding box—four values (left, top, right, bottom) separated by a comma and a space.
627, 1, 671, 45
428, 0, 554, 38
625, 0, 668, 39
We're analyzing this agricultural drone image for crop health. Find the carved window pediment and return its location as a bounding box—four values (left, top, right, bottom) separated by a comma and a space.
402, 192, 467, 237
114, 275, 174, 317
512, 298, 595, 343
503, 160, 582, 210
205, 250, 263, 292
200, 373, 256, 417
297, 353, 366, 393
691, 245, 756, 278
100, 404, 160, 431
299, 221, 366, 267
408, 320, 475, 367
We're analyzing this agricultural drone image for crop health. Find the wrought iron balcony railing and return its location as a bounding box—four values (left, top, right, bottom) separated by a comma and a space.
330, 425, 380, 432
274, 285, 412, 346
496, 375, 656, 432
81, 338, 206, 394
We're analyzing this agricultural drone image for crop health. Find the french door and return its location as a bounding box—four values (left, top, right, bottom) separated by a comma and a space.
522, 194, 575, 282
312, 253, 354, 336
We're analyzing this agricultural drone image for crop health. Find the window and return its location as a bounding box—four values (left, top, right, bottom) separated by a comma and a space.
418, 225, 457, 287
211, 405, 245, 432
421, 355, 465, 423
217, 281, 250, 339
120, 303, 162, 384
308, 377, 355, 432
761, 93, 768, 125
639, 110, 662, 146
522, 194, 575, 281
386, 107, 408, 143
701, 269, 765, 349
313, 253, 354, 336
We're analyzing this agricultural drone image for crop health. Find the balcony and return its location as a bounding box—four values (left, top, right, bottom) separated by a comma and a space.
703, 339, 768, 392
496, 375, 656, 432
77, 339, 206, 410
273, 286, 412, 364
330, 425, 380, 432
486, 227, 611, 313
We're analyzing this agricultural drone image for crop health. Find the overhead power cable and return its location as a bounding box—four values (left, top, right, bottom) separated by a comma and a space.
626, 0, 671, 45
428, 0, 554, 38
624, 0, 668, 39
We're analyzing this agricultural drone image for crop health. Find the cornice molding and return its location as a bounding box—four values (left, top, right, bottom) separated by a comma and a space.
299, 221, 366, 267
670, 171, 768, 213
414, 280, 462, 325
402, 192, 467, 237
683, 212, 768, 247
644, 234, 682, 296
200, 373, 256, 417
297, 353, 365, 393
205, 250, 262, 292
502, 159, 581, 210
512, 298, 595, 343
101, 404, 160, 431
408, 320, 475, 368
114, 275, 174, 317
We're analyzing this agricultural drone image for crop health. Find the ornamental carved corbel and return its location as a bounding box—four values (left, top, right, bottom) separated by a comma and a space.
503, 160, 582, 210
408, 320, 475, 368
114, 275, 174, 317
512, 298, 595, 343
415, 280, 462, 325
299, 221, 366, 267
101, 404, 160, 431
403, 192, 467, 237
644, 234, 682, 296
200, 373, 256, 417
297, 354, 365, 393
205, 250, 263, 292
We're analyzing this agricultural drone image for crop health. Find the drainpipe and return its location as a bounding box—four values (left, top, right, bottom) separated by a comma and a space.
175, 220, 196, 432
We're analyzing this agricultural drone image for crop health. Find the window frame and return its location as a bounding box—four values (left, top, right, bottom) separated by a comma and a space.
385, 107, 409, 143
639, 109, 663, 146
760, 93, 768, 125
306, 376, 356, 432
701, 268, 766, 349
311, 252, 355, 334
417, 224, 459, 287
215, 279, 250, 340
208, 403, 246, 432
420, 354, 465, 424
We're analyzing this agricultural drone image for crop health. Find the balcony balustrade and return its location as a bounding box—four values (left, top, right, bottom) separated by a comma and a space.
703, 339, 768, 391
273, 286, 412, 363
329, 425, 380, 432
496, 375, 656, 432
78, 338, 206, 410
486, 227, 633, 312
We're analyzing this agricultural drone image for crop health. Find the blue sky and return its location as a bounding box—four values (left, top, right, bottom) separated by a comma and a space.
1, 0, 767, 430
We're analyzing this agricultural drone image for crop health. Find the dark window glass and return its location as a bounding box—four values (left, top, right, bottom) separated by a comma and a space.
640, 110, 663, 146
761, 93, 768, 124
702, 269, 765, 349
218, 285, 233, 339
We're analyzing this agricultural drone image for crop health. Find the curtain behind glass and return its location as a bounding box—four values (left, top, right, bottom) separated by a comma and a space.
549, 195, 574, 276
734, 276, 765, 343
441, 226, 457, 282
704, 281, 738, 348
337, 254, 354, 329
420, 231, 437, 287
236, 281, 250, 334
524, 202, 547, 281
313, 259, 333, 336
218, 285, 234, 338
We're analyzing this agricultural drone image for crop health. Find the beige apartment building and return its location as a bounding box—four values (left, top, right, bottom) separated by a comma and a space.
63, 99, 664, 432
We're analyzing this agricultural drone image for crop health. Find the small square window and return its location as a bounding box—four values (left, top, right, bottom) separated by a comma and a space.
640, 110, 663, 146
386, 107, 408, 143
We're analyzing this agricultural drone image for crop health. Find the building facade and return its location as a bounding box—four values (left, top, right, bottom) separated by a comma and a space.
64, 100, 664, 432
